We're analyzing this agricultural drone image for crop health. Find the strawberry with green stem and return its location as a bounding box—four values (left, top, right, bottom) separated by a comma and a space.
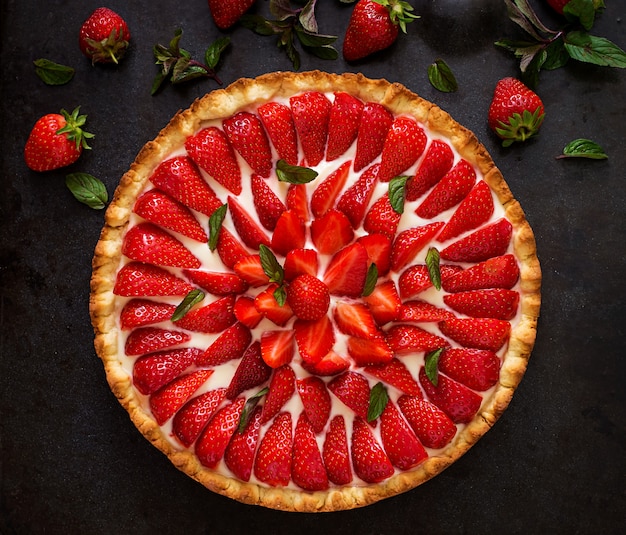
79, 7, 130, 65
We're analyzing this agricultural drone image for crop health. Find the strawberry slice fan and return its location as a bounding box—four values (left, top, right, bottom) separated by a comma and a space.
90, 71, 541, 512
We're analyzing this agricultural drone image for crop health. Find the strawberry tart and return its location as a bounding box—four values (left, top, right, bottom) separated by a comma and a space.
90, 71, 541, 511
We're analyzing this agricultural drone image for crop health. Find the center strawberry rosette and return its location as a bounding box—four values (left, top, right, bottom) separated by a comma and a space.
111, 88, 521, 491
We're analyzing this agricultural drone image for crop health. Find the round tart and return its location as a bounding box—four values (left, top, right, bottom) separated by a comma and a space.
90, 71, 541, 512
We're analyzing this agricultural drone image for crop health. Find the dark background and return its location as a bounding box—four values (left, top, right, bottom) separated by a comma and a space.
1, 1, 625, 533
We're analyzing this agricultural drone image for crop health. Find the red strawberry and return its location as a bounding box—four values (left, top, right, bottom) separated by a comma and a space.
261, 365, 296, 423
124, 327, 191, 356
207, 0, 255, 29
271, 209, 307, 257
398, 263, 463, 299
357, 232, 392, 276
385, 324, 449, 355
233, 255, 270, 287
296, 376, 331, 434
323, 242, 369, 297
227, 196, 270, 250
343, 0, 418, 62
326, 92, 364, 161
545, 0, 570, 15
443, 288, 519, 320
322, 415, 353, 485
301, 350, 350, 377
414, 159, 477, 219
173, 295, 236, 333
134, 190, 208, 243
285, 183, 310, 222
350, 416, 394, 483
292, 413, 330, 491
224, 405, 263, 482
380, 399, 427, 470
24, 107, 93, 171
390, 222, 445, 272
418, 367, 482, 424
337, 163, 381, 229
254, 412, 293, 486
122, 222, 201, 269
283, 248, 318, 281
234, 295, 264, 328
441, 254, 520, 293
333, 301, 379, 339
183, 269, 248, 295
347, 336, 394, 367
287, 274, 330, 321
310, 209, 354, 256
254, 284, 294, 326
439, 317, 511, 352
195, 397, 246, 468
397, 395, 457, 449
133, 347, 203, 395
257, 101, 299, 165
440, 218, 513, 263
294, 315, 335, 365
364, 358, 422, 396
223, 112, 272, 177
363, 280, 402, 325
251, 174, 287, 231
216, 228, 250, 269
436, 180, 494, 243
438, 347, 501, 391
172, 388, 226, 447
363, 193, 401, 241
354, 104, 394, 171
311, 161, 351, 218
405, 139, 454, 201
150, 156, 222, 217
260, 330, 295, 368
114, 262, 194, 297
226, 341, 272, 399
488, 77, 545, 147
120, 298, 176, 329
290, 91, 332, 166
185, 127, 242, 195
398, 299, 455, 323
196, 322, 252, 366
149, 369, 213, 425
327, 371, 371, 421
378, 116, 427, 182
78, 7, 130, 64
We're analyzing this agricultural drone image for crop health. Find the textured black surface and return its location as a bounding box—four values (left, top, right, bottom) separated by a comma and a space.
1, 1, 625, 533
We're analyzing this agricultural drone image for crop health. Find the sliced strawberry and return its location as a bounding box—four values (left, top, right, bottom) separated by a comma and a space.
225, 341, 272, 400
257, 101, 299, 165
114, 262, 194, 297
404, 139, 455, 201
234, 295, 264, 328
261, 365, 296, 423
227, 196, 271, 250
133, 347, 203, 395
224, 405, 263, 482
398, 299, 456, 323
322, 415, 353, 485
326, 91, 364, 161
173, 295, 236, 333
327, 371, 370, 421
385, 324, 449, 355
183, 269, 248, 295
363, 193, 401, 241
283, 248, 318, 281
124, 327, 191, 356
398, 264, 463, 299
442, 254, 520, 293
378, 116, 427, 182
251, 173, 287, 231
120, 298, 176, 329
296, 376, 331, 434
196, 322, 252, 366
390, 221, 445, 272
149, 156, 222, 217
223, 111, 272, 178
418, 367, 482, 424
438, 347, 501, 391
380, 399, 427, 470
172, 388, 226, 448
351, 416, 394, 483
285, 183, 309, 223
294, 315, 335, 366
195, 397, 246, 468
414, 159, 477, 219
185, 126, 242, 195
437, 180, 494, 243
254, 412, 293, 487
271, 209, 307, 257
133, 189, 208, 242
254, 284, 294, 326
357, 232, 391, 276
286, 274, 330, 321
397, 395, 457, 449
290, 91, 332, 167
333, 301, 379, 339
362, 280, 402, 326
347, 335, 394, 366
354, 102, 394, 172
216, 228, 250, 269
443, 288, 519, 320
260, 330, 295, 369
440, 218, 513, 263
363, 358, 422, 397
292, 413, 329, 491
439, 317, 511, 352
122, 222, 201, 269
323, 242, 368, 297
337, 163, 380, 229
301, 350, 350, 376
310, 161, 351, 218
233, 254, 270, 287
149, 369, 213, 425
310, 209, 354, 256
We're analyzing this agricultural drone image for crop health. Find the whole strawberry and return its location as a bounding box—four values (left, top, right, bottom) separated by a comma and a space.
24, 107, 94, 172
343, 0, 419, 61
208, 0, 255, 29
488, 77, 545, 147
79, 7, 130, 64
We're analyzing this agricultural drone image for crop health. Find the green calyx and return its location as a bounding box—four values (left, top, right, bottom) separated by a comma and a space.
57, 107, 95, 151
86, 28, 129, 64
373, 0, 420, 32
495, 107, 545, 147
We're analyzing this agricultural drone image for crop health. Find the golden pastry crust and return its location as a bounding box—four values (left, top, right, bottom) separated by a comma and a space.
90, 70, 541, 512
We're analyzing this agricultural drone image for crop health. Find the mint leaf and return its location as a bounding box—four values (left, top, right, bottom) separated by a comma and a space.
367, 382, 389, 422
205, 37, 230, 69
558, 138, 608, 159
425, 348, 445, 387
65, 173, 108, 209
238, 387, 269, 432
171, 289, 205, 321
388, 175, 408, 214
276, 159, 318, 184
428, 59, 458, 92
363, 263, 378, 297
259, 244, 284, 284
208, 204, 227, 251
425, 247, 442, 290
564, 31, 626, 68
34, 59, 74, 86
563, 0, 599, 31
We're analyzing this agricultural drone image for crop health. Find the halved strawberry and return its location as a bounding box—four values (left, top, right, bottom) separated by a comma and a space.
261, 365, 296, 423
385, 324, 449, 355
290, 91, 332, 166
223, 111, 272, 178
327, 371, 371, 421
133, 189, 208, 243
216, 228, 250, 269
296, 376, 331, 434
254, 412, 293, 487
380, 399, 427, 470
271, 209, 307, 257
398, 264, 463, 299
196, 322, 252, 366
310, 161, 351, 218
173, 295, 236, 333
398, 299, 456, 323
149, 156, 222, 217
251, 174, 287, 231
185, 126, 242, 195
323, 242, 368, 297
254, 284, 294, 326
362, 280, 402, 326
353, 103, 394, 172
397, 395, 457, 449
195, 397, 246, 468
233, 295, 264, 328
443, 288, 519, 320
337, 163, 380, 229
438, 347, 501, 391
233, 254, 270, 287
225, 341, 272, 400
357, 232, 392, 277
440, 218, 512, 263
441, 254, 520, 293
363, 193, 401, 241
122, 222, 201, 269
378, 116, 427, 182
439, 317, 511, 352
326, 92, 364, 161
120, 298, 176, 329
124, 327, 191, 356
363, 358, 422, 397
351, 416, 394, 483
404, 139, 455, 201
228, 196, 271, 250
347, 335, 394, 367
390, 221, 445, 272
133, 347, 203, 395
149, 369, 214, 425
310, 209, 354, 256
437, 180, 494, 243
114, 262, 194, 297
172, 388, 226, 447
294, 315, 335, 366
183, 269, 248, 295
292, 413, 329, 491
287, 274, 330, 321
260, 330, 295, 368
257, 101, 299, 165
333, 301, 379, 339
301, 350, 350, 376
322, 415, 353, 485
224, 405, 263, 482
283, 248, 318, 281
285, 184, 309, 223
